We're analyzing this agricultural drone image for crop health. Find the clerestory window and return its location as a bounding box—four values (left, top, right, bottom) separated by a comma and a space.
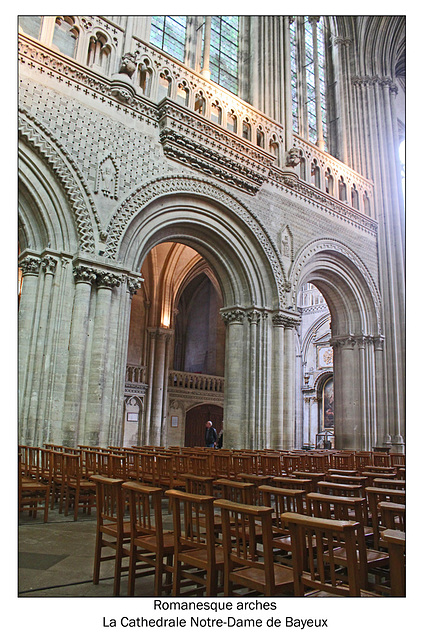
150, 16, 187, 63
208, 16, 239, 95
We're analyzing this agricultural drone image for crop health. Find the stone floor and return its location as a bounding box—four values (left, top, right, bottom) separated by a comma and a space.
18, 499, 174, 597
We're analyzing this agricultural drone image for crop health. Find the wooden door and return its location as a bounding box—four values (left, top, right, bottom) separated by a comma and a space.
185, 404, 223, 447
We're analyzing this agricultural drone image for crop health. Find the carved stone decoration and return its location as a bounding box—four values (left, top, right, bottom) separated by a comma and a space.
95, 155, 119, 199
111, 52, 137, 103
272, 312, 301, 328
286, 146, 301, 167
73, 265, 98, 285
41, 255, 58, 275
221, 309, 246, 325
104, 175, 290, 309
96, 270, 122, 289
247, 310, 261, 325
18, 109, 99, 253
19, 256, 41, 276
127, 276, 142, 296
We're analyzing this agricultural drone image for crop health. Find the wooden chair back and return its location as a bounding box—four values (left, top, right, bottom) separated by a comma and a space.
213, 478, 255, 504
91, 475, 127, 595
124, 481, 174, 596
215, 498, 294, 596
318, 480, 364, 498
282, 512, 367, 596
365, 487, 406, 548
379, 501, 405, 531
165, 489, 222, 596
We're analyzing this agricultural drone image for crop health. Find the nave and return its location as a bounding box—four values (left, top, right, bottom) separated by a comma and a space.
19, 444, 405, 597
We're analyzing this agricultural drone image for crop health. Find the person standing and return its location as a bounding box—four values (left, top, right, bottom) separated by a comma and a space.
204, 420, 217, 448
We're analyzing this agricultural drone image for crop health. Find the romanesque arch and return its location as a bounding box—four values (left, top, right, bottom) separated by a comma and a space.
113, 177, 298, 449
290, 238, 385, 450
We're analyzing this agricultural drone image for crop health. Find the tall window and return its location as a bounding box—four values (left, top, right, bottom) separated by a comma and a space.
208, 16, 239, 94
150, 16, 187, 63
290, 17, 328, 150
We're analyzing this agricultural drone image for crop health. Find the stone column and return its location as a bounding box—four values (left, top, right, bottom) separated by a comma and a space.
331, 335, 359, 449
25, 255, 57, 446
308, 17, 325, 151
148, 328, 173, 445
84, 270, 121, 446
283, 17, 295, 153
247, 310, 261, 449
18, 255, 41, 442
221, 309, 246, 449
62, 265, 97, 445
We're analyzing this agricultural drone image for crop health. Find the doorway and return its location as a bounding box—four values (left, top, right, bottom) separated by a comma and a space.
185, 404, 223, 447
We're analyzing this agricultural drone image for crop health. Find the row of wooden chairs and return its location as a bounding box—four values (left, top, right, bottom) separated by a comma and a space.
19, 444, 405, 523
90, 471, 405, 597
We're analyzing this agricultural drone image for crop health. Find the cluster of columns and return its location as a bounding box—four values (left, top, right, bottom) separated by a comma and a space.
219, 307, 301, 451
18, 250, 141, 448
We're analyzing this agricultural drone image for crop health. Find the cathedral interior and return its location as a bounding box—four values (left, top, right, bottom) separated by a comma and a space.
17, 14, 406, 607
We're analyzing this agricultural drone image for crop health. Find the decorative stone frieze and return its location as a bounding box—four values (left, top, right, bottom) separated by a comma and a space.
158, 98, 273, 194
19, 256, 41, 276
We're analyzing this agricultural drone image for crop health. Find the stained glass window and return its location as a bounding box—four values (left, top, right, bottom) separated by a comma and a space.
208, 16, 239, 95
290, 17, 328, 150
150, 16, 187, 63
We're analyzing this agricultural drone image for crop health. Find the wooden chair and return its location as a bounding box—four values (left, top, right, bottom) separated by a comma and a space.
260, 453, 282, 476
259, 485, 306, 562
293, 471, 326, 492
365, 487, 406, 549
330, 452, 355, 470
306, 492, 388, 588
381, 529, 405, 596
379, 502, 405, 532
165, 489, 224, 596
155, 455, 185, 492
49, 450, 66, 511
124, 482, 175, 596
213, 478, 255, 504
63, 453, 96, 520
372, 453, 390, 467
390, 453, 405, 468
92, 475, 130, 596
214, 498, 294, 596
282, 512, 380, 597
211, 452, 232, 478
326, 474, 368, 497
19, 453, 50, 523
354, 451, 372, 472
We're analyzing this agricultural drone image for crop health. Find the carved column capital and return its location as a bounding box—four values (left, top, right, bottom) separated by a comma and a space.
272, 312, 301, 329
19, 256, 41, 276
96, 270, 121, 289
127, 276, 142, 297
330, 335, 356, 350
72, 265, 97, 285
221, 309, 246, 325
247, 310, 261, 325
41, 255, 58, 275
373, 335, 385, 351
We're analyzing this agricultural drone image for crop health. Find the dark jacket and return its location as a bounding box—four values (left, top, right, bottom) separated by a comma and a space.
205, 426, 217, 445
